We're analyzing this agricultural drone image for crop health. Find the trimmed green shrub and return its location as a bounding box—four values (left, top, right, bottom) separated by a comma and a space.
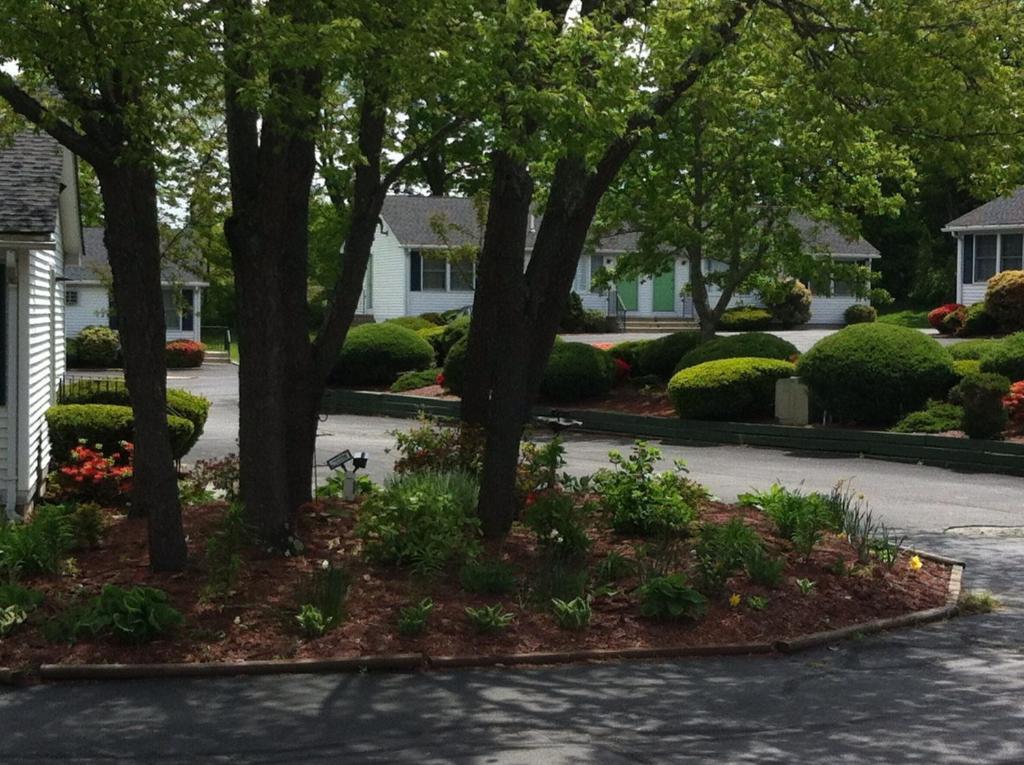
668, 357, 795, 421
844, 304, 877, 325
442, 335, 469, 395
331, 322, 435, 386
418, 312, 445, 325
890, 400, 964, 434
387, 316, 438, 332
985, 270, 1024, 332
949, 339, 998, 360
957, 302, 999, 337
416, 325, 446, 359
609, 339, 653, 372
952, 359, 982, 379
540, 342, 614, 402
954, 372, 1010, 439
674, 332, 798, 374
718, 306, 774, 331
436, 315, 471, 359
928, 303, 964, 332
979, 333, 1024, 382
941, 306, 966, 336
795, 324, 957, 425
637, 331, 704, 381
59, 381, 210, 455
762, 279, 812, 327
391, 368, 442, 392
72, 326, 121, 368
46, 404, 194, 461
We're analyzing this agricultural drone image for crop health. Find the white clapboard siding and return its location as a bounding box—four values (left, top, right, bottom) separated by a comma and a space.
962, 284, 987, 306
64, 284, 110, 337
369, 223, 407, 320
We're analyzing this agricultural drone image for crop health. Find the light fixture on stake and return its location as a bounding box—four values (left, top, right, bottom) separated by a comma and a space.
326, 449, 369, 500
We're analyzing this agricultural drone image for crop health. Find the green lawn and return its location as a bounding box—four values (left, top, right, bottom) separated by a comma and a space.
230, 342, 239, 362
877, 308, 930, 329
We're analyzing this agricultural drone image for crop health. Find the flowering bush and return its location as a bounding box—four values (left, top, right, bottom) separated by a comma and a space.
1003, 381, 1024, 433
612, 356, 631, 382
391, 418, 484, 475
522, 488, 591, 560
165, 340, 206, 368
57, 441, 133, 502
928, 303, 965, 333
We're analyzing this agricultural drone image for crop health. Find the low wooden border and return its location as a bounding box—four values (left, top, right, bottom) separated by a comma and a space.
320, 389, 1024, 477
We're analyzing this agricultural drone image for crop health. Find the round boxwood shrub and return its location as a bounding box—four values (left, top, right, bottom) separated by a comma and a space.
979, 332, 1024, 382
949, 339, 998, 360
952, 359, 982, 379
416, 325, 446, 361
165, 340, 206, 368
844, 304, 877, 325
957, 302, 999, 337
953, 372, 1010, 439
540, 342, 614, 402
795, 323, 957, 426
637, 331, 704, 381
386, 315, 438, 332
442, 335, 469, 395
46, 404, 195, 461
609, 339, 653, 373
72, 326, 121, 368
718, 306, 774, 331
941, 306, 966, 336
985, 270, 1024, 332
668, 357, 795, 421
436, 315, 471, 360
60, 380, 211, 455
928, 303, 965, 333
673, 332, 798, 374
763, 279, 812, 327
331, 322, 435, 386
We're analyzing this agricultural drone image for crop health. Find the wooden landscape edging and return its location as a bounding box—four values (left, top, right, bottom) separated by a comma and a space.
320, 389, 1024, 477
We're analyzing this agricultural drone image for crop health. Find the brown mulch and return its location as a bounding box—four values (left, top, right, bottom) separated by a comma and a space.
0, 499, 952, 671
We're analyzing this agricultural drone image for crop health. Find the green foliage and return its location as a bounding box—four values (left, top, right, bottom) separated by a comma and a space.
539, 342, 614, 403
391, 419, 483, 475
560, 292, 611, 333
985, 270, 1024, 332
593, 442, 704, 537
441, 336, 469, 395
530, 557, 590, 603
551, 596, 591, 630
46, 404, 194, 461
637, 332, 704, 381
387, 316, 438, 332
668, 357, 795, 421
67, 502, 105, 549
795, 578, 816, 595
718, 306, 775, 331
595, 552, 636, 584
296, 604, 332, 638
745, 595, 769, 611
795, 323, 956, 425
397, 598, 434, 636
674, 333, 798, 373
609, 339, 653, 371
464, 604, 514, 633
979, 333, 1024, 382
760, 279, 812, 327
0, 504, 75, 577
844, 304, 877, 325
50, 585, 183, 644
954, 372, 1010, 439
637, 574, 707, 621
953, 359, 982, 379
459, 557, 517, 595
416, 325, 447, 359
355, 471, 481, 572
949, 339, 998, 360
70, 326, 121, 368
0, 582, 44, 610
522, 490, 591, 560
877, 309, 930, 328
740, 483, 843, 558
695, 518, 763, 593
958, 303, 999, 338
202, 503, 248, 599
0, 605, 28, 637
836, 491, 905, 567
391, 368, 442, 392
181, 455, 240, 504
437, 316, 471, 361
297, 561, 350, 636
890, 400, 964, 434
744, 546, 785, 587
331, 323, 435, 387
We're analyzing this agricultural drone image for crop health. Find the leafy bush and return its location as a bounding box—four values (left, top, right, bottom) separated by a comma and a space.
949, 339, 998, 360
331, 322, 435, 386
0, 582, 43, 611
355, 471, 481, 572
441, 336, 469, 395
418, 312, 445, 325
890, 400, 964, 434
296, 604, 333, 638
954, 372, 1010, 439
1004, 381, 1024, 433
47, 404, 194, 461
387, 315, 438, 332
609, 339, 652, 372
637, 331, 704, 380
941, 306, 967, 335
391, 368, 442, 392
391, 419, 484, 475
397, 598, 434, 636
0, 503, 75, 577
416, 325, 447, 359
957, 303, 999, 338
595, 552, 636, 583
928, 303, 965, 333
55, 443, 133, 502
203, 503, 248, 598
953, 359, 982, 379
165, 340, 206, 368
795, 323, 957, 425
523, 489, 591, 559
761, 279, 812, 327
740, 483, 843, 558
695, 518, 763, 593
979, 333, 1024, 382
551, 596, 591, 630
437, 315, 471, 360
459, 557, 518, 595
668, 357, 795, 421
718, 306, 774, 331
985, 270, 1024, 332
637, 574, 707, 620
744, 546, 785, 587
674, 333, 798, 374
539, 342, 614, 402
844, 304, 877, 325
51, 585, 183, 643
297, 560, 350, 636
592, 442, 705, 537
465, 604, 514, 633
71, 326, 121, 368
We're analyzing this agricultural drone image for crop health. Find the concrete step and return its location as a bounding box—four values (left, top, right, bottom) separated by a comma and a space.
204, 350, 232, 364
623, 318, 699, 333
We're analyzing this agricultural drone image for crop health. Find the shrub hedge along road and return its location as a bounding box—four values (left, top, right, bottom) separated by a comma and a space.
796, 323, 956, 426
718, 306, 774, 331
979, 332, 1024, 382
331, 322, 435, 386
673, 332, 798, 374
638, 331, 704, 381
540, 342, 615, 403
46, 404, 194, 461
668, 357, 796, 421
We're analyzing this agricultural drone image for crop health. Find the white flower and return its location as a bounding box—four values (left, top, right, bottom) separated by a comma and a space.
321, 559, 330, 570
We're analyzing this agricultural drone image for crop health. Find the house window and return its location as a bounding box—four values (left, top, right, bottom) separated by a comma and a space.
1001, 234, 1023, 272
450, 259, 475, 291
421, 255, 447, 291
162, 288, 195, 331
974, 234, 998, 282
962, 235, 974, 285
65, 289, 79, 306
409, 250, 476, 292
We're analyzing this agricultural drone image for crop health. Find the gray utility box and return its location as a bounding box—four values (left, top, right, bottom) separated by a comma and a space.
775, 376, 810, 426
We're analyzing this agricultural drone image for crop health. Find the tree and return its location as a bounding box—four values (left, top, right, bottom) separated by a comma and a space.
0, 1, 214, 570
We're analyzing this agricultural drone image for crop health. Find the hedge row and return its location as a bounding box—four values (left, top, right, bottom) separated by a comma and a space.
46, 404, 195, 461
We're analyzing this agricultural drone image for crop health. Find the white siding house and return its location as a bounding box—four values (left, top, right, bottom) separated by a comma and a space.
0, 133, 82, 515
64, 226, 208, 344
943, 188, 1024, 305
366, 196, 879, 326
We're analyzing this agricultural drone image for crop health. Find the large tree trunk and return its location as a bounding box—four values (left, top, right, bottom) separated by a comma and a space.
97, 164, 187, 572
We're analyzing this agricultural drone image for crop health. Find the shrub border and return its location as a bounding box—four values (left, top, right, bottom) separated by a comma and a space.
320, 389, 1024, 477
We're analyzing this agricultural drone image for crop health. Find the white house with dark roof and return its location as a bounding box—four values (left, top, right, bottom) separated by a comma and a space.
0, 132, 82, 514
943, 187, 1024, 306
64, 226, 207, 342
368, 195, 879, 326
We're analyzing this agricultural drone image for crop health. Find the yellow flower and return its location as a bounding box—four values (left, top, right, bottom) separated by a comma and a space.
729, 593, 741, 607
909, 555, 923, 571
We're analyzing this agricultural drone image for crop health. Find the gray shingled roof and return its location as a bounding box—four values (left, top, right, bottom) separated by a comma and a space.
0, 132, 63, 235
790, 213, 880, 257
65, 227, 206, 283
945, 187, 1024, 230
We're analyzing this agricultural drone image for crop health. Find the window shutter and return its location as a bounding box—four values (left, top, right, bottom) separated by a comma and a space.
410, 251, 421, 292
181, 289, 194, 332
962, 235, 974, 284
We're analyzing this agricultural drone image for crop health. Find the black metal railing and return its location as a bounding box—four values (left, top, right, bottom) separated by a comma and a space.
200, 325, 233, 352
606, 290, 627, 331
57, 374, 126, 404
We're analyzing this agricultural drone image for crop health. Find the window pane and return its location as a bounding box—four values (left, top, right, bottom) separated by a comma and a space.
450, 259, 475, 291
422, 256, 447, 291
181, 289, 194, 332
975, 234, 997, 282
409, 251, 421, 291
1001, 234, 1023, 272
962, 235, 973, 284
65, 290, 78, 306
163, 290, 181, 329
833, 280, 852, 297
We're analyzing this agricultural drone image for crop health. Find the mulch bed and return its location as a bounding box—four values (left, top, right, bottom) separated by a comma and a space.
0, 499, 952, 671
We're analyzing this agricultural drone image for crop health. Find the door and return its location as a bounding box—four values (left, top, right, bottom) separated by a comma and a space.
652, 269, 675, 312
616, 276, 638, 311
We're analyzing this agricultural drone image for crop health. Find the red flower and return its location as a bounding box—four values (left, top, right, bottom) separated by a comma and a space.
612, 356, 631, 382
436, 372, 446, 387
927, 303, 965, 333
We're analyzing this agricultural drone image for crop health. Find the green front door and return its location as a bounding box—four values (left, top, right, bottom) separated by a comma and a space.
652, 270, 675, 312
616, 276, 638, 311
